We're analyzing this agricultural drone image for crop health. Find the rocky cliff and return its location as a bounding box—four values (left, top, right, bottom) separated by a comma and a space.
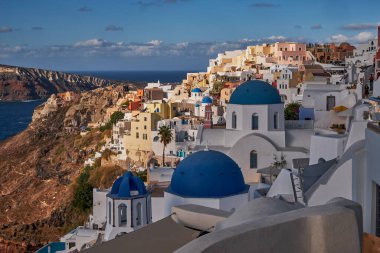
0, 64, 121, 101
0, 85, 129, 252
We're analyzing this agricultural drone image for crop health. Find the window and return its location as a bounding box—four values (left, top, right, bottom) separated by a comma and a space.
144, 117, 147, 121
252, 113, 259, 130
136, 132, 139, 138
144, 125, 147, 130
250, 150, 257, 169
326, 95, 336, 111
119, 204, 127, 226
274, 112, 279, 129
136, 202, 142, 226
109, 202, 112, 224
232, 112, 237, 129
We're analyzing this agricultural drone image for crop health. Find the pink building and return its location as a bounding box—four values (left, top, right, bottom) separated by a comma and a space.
273, 42, 311, 66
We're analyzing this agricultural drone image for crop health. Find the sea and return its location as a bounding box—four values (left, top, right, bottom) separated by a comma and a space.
0, 70, 196, 141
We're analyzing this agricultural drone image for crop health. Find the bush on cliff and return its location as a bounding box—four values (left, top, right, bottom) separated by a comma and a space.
72, 166, 93, 212
99, 111, 125, 132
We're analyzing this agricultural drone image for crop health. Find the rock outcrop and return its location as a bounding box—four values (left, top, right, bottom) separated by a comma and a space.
0, 85, 129, 252
0, 64, 121, 101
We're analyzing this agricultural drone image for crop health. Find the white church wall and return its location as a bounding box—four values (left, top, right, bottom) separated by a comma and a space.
152, 197, 167, 222
228, 134, 278, 183
92, 189, 108, 227
242, 105, 269, 131
226, 104, 244, 130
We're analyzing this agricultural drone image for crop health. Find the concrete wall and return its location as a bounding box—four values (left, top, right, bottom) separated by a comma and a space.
364, 125, 380, 233
307, 159, 354, 206
175, 199, 362, 253
309, 134, 347, 164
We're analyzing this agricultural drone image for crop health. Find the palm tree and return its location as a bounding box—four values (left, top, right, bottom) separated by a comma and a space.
158, 125, 173, 167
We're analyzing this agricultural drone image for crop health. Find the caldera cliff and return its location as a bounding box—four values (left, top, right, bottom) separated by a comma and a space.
0, 64, 119, 101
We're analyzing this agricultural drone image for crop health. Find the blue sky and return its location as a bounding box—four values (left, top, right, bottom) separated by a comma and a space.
0, 0, 379, 71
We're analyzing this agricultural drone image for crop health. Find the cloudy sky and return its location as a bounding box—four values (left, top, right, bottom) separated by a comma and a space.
0, 0, 379, 71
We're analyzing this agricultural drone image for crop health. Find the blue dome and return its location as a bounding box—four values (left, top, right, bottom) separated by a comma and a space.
108, 172, 147, 198
202, 96, 213, 104
191, 88, 202, 93
195, 103, 200, 107
167, 150, 247, 198
230, 80, 282, 105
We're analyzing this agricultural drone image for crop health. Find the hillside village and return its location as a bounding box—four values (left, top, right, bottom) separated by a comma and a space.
16, 27, 380, 252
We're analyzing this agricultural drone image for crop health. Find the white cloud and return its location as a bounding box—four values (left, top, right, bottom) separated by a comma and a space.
327, 32, 375, 44
148, 40, 162, 46
352, 32, 375, 43
74, 39, 109, 47
0, 36, 307, 61
265, 35, 286, 41
327, 34, 349, 43
342, 23, 380, 30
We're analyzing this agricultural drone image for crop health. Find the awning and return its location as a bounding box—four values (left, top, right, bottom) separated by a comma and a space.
333, 105, 348, 112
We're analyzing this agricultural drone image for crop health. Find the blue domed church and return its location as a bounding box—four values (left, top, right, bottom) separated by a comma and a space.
195, 80, 309, 182
104, 172, 152, 240
163, 150, 252, 215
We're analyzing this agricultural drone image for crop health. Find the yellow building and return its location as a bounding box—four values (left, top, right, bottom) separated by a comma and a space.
145, 101, 170, 119
123, 112, 162, 164
220, 87, 234, 103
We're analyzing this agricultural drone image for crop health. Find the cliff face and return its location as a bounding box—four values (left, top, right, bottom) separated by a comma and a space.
0, 86, 129, 252
0, 64, 120, 101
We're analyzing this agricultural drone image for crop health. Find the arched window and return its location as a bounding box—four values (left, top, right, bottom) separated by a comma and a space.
274, 112, 279, 129
250, 150, 257, 169
136, 203, 142, 226
109, 202, 112, 224
252, 113, 259, 130
232, 112, 237, 129
118, 204, 127, 227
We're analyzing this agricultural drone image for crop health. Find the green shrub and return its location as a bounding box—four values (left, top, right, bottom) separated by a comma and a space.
135, 170, 147, 182
72, 166, 94, 212
284, 102, 301, 120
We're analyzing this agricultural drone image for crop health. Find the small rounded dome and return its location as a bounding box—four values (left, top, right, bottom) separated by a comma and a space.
202, 96, 213, 104
195, 103, 200, 107
109, 172, 147, 198
230, 80, 282, 105
167, 150, 247, 198
191, 88, 202, 93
